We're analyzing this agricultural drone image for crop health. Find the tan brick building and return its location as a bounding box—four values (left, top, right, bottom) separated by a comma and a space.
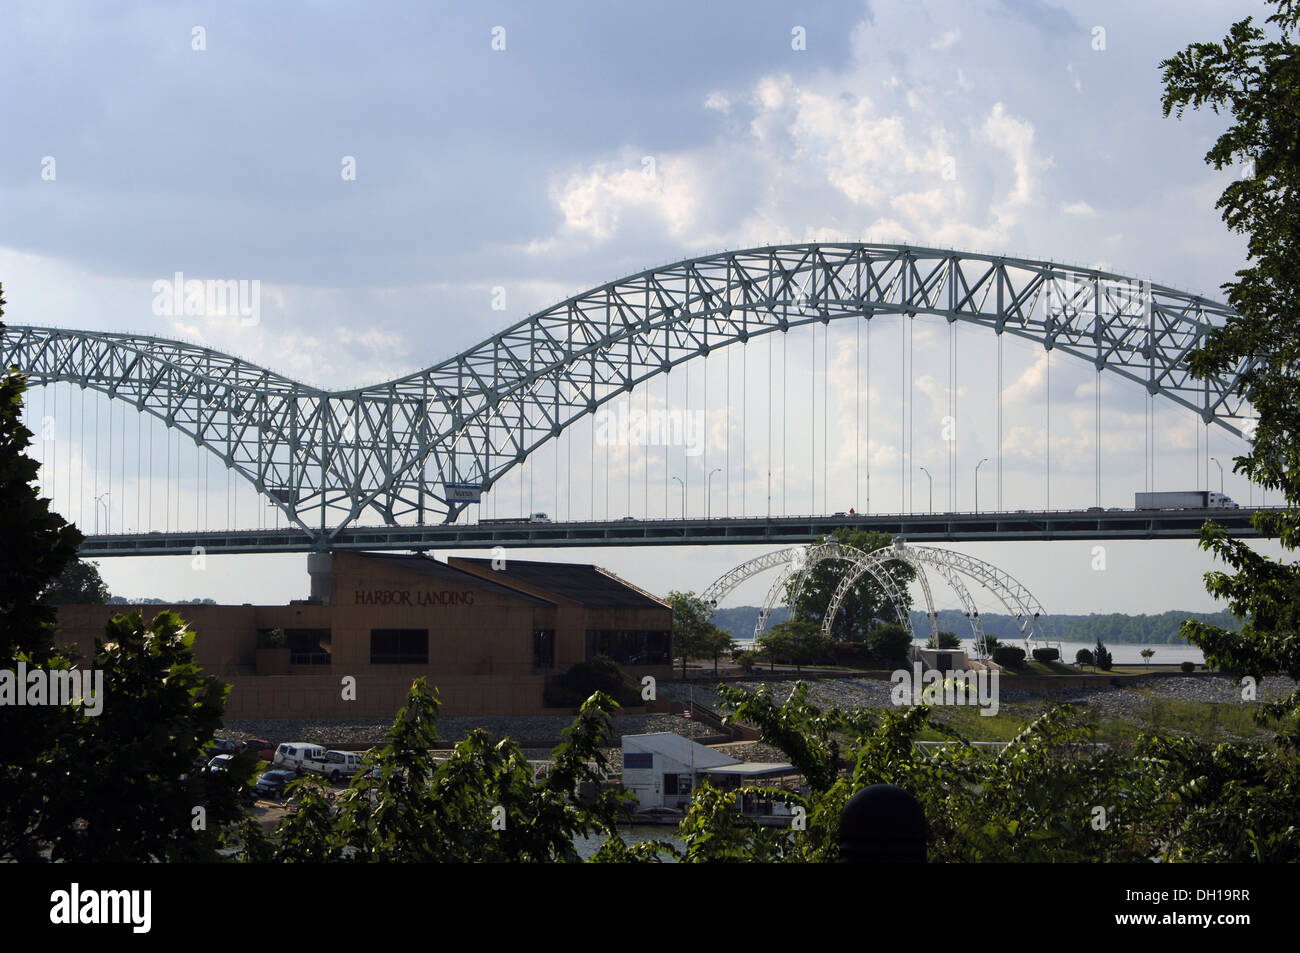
55, 552, 673, 719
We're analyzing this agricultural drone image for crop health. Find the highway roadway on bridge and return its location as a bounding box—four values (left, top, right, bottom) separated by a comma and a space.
75, 507, 1275, 557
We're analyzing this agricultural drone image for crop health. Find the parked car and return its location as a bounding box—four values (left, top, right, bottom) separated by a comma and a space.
207, 754, 235, 773
253, 769, 298, 801
203, 737, 240, 757
241, 738, 276, 761
273, 742, 326, 772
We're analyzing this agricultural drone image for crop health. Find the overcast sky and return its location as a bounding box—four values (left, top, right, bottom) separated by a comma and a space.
1, 0, 1286, 615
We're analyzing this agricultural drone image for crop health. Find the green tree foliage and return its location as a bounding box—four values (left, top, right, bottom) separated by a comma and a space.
1, 300, 246, 861
1161, 0, 1300, 741
866, 622, 913, 668
1094, 639, 1113, 672
0, 302, 86, 859
1076, 648, 1095, 667
40, 558, 111, 605
785, 530, 914, 641
667, 590, 730, 679
758, 619, 833, 671
927, 630, 961, 649
688, 683, 1300, 862
34, 611, 252, 861
252, 678, 639, 862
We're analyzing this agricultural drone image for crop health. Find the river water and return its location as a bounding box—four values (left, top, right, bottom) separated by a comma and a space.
965, 639, 1206, 665
573, 826, 686, 861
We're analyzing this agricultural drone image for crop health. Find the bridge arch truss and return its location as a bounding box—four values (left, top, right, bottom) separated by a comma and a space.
0, 243, 1255, 545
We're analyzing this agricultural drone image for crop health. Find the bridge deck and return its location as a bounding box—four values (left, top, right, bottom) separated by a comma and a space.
75, 507, 1274, 556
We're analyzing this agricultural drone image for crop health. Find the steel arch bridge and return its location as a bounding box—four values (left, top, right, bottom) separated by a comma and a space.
700, 539, 1053, 649
0, 243, 1256, 550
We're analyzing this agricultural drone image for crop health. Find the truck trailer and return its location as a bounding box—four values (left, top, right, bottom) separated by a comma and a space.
1134, 490, 1238, 509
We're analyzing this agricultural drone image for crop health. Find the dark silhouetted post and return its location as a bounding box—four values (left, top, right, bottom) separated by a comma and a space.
838, 784, 927, 862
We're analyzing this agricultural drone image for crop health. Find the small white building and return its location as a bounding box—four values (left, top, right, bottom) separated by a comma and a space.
621, 732, 740, 810
915, 647, 971, 670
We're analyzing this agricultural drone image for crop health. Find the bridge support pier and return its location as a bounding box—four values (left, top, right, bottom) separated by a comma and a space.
308, 551, 334, 605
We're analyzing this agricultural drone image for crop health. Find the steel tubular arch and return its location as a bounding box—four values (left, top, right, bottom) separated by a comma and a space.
699, 546, 809, 607
909, 545, 1054, 641
0, 243, 1254, 546
756, 541, 928, 642
824, 544, 1053, 648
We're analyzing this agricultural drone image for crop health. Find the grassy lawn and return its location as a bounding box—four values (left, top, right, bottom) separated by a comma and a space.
897, 692, 1273, 744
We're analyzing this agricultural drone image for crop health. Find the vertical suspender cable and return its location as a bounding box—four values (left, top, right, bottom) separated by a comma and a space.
93, 395, 99, 531
823, 323, 827, 514
1046, 349, 1051, 510
774, 332, 785, 512
1096, 369, 1101, 508
810, 326, 815, 514
855, 319, 860, 511
908, 315, 914, 513
51, 384, 57, 506
79, 387, 85, 528
644, 384, 649, 519
997, 334, 1003, 512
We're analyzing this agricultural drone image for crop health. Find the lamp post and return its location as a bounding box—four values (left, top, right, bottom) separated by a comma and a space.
1210, 457, 1224, 495
919, 467, 933, 515
974, 457, 989, 514
706, 467, 722, 519
95, 493, 109, 535
671, 476, 685, 519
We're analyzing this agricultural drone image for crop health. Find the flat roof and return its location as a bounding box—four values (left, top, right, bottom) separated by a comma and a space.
353, 553, 557, 606
699, 763, 798, 776
450, 557, 668, 610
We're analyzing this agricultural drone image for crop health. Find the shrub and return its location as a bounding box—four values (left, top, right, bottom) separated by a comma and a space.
1094, 639, 1113, 672
927, 630, 962, 649
1181, 661, 1196, 674
992, 645, 1027, 668
831, 641, 873, 668
258, 627, 287, 649
544, 656, 637, 708
1031, 647, 1059, 662
1075, 648, 1094, 667
866, 623, 913, 668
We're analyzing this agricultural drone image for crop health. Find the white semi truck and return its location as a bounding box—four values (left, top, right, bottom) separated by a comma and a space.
1134, 490, 1238, 509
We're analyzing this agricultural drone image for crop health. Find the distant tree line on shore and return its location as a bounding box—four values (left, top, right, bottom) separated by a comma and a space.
713, 606, 1242, 645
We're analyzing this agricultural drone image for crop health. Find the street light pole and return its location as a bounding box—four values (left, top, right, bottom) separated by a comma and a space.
706, 467, 722, 519
671, 476, 685, 519
95, 492, 109, 535
1210, 457, 1224, 495
975, 458, 989, 514
919, 467, 933, 515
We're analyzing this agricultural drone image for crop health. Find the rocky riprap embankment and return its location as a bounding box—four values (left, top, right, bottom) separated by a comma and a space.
221, 712, 714, 751
659, 674, 1297, 728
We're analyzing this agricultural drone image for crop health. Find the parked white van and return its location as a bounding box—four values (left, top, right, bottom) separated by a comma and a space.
309, 750, 364, 781
273, 742, 325, 772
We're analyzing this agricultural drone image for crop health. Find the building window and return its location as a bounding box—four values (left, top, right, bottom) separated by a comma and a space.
585, 630, 672, 666
532, 629, 555, 670
370, 629, 428, 664
285, 628, 331, 665
663, 773, 678, 796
